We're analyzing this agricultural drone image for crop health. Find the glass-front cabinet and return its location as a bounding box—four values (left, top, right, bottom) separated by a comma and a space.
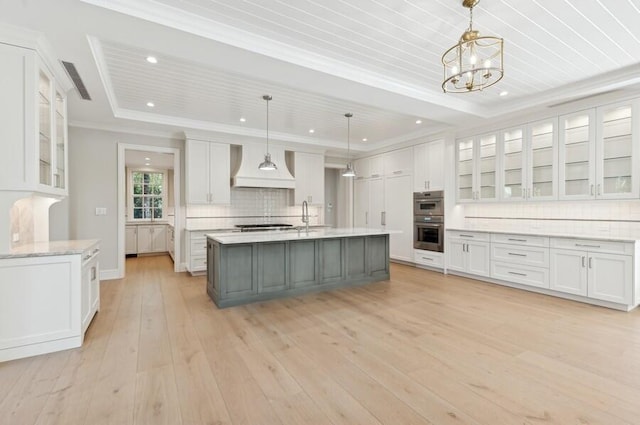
456, 134, 499, 202
528, 119, 558, 200
559, 101, 638, 200
37, 68, 67, 193
501, 127, 525, 200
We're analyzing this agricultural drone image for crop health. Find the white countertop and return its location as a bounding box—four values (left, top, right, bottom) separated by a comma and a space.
447, 227, 640, 243
0, 239, 100, 259
208, 227, 397, 244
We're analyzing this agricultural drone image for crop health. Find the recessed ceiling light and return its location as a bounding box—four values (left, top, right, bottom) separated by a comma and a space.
362, 138, 368, 142
309, 129, 315, 134
145, 162, 150, 166
146, 56, 157, 64
146, 102, 155, 107
416, 119, 422, 124
239, 117, 246, 122
500, 90, 509, 97
144, 157, 150, 161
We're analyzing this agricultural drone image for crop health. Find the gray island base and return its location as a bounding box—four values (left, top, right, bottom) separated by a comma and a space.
206, 228, 391, 308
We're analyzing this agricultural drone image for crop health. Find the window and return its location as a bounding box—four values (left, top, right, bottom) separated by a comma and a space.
130, 170, 165, 220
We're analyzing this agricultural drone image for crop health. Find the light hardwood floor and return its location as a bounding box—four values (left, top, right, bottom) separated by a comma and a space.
1, 255, 640, 425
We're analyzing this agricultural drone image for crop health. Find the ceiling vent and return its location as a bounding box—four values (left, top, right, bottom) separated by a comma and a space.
61, 61, 92, 100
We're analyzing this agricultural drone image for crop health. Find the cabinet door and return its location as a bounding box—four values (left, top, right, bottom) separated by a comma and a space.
353, 179, 369, 227
549, 248, 587, 296
125, 226, 137, 254
413, 143, 428, 191
90, 258, 100, 312
54, 90, 67, 190
501, 127, 526, 200
426, 139, 445, 191
447, 240, 466, 272
456, 138, 475, 202
595, 101, 639, 199
152, 225, 167, 252
527, 119, 557, 201
294, 152, 324, 205
186, 140, 211, 204
559, 110, 596, 200
383, 147, 412, 176
81, 261, 91, 330
467, 241, 490, 276
384, 174, 413, 262
353, 157, 369, 179
137, 226, 153, 253
478, 133, 498, 201
208, 142, 231, 204
587, 253, 632, 304
369, 155, 384, 178
369, 178, 385, 228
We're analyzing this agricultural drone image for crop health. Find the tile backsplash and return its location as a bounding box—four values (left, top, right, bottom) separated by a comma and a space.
461, 200, 640, 237
186, 188, 322, 230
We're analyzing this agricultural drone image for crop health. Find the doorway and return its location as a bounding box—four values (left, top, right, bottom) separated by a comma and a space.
117, 143, 181, 278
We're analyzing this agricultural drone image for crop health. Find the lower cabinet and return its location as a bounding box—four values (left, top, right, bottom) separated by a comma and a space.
125, 225, 137, 255
550, 247, 633, 304
414, 249, 444, 269
447, 231, 490, 277
137, 225, 167, 253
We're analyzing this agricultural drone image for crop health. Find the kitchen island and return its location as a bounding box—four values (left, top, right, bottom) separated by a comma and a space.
206, 228, 391, 308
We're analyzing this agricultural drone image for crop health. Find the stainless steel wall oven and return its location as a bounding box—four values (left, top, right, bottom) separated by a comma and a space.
414, 191, 444, 252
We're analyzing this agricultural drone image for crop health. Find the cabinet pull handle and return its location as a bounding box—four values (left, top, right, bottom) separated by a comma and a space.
588, 257, 593, 269
393, 170, 402, 175
421, 257, 433, 261
590, 184, 594, 196
365, 212, 368, 225
575, 243, 600, 248
427, 181, 430, 189
381, 211, 386, 226
508, 252, 527, 257
582, 256, 586, 267
371, 173, 380, 178
508, 271, 527, 277
459, 234, 475, 238
597, 184, 601, 196
507, 238, 527, 242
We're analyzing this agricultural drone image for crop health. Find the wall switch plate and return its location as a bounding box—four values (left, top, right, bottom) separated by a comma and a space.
12, 233, 19, 242
95, 207, 107, 216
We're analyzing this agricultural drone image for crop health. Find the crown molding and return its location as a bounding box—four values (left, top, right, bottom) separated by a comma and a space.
68, 120, 181, 139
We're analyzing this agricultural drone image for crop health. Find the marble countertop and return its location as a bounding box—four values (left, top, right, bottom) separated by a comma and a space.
447, 227, 640, 243
208, 227, 397, 244
0, 239, 100, 259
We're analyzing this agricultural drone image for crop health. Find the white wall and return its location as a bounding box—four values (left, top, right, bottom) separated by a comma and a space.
59, 127, 184, 273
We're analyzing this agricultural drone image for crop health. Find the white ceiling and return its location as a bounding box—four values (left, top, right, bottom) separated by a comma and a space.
125, 150, 174, 169
3, 0, 640, 155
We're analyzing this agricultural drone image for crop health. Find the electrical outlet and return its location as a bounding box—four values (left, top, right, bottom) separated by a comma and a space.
12, 233, 19, 242
95, 207, 107, 216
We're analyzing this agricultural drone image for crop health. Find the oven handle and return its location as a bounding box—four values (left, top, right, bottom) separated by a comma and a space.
415, 223, 442, 228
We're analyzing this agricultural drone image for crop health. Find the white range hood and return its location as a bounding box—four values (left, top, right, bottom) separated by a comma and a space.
232, 144, 295, 189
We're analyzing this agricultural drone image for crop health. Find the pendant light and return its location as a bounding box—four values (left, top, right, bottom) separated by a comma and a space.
342, 113, 356, 177
258, 94, 277, 170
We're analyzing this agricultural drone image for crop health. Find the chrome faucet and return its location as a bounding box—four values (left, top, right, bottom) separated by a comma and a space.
301, 200, 309, 234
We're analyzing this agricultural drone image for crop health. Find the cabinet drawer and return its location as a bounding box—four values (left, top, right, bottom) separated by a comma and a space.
550, 238, 633, 255
491, 233, 549, 247
413, 250, 443, 268
190, 255, 207, 272
190, 239, 206, 255
447, 230, 490, 242
491, 243, 549, 268
491, 261, 549, 289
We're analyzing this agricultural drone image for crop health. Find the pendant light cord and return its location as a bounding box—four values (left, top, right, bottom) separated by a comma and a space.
266, 96, 270, 154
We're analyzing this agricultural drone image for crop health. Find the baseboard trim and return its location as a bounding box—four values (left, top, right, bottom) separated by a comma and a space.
100, 269, 120, 280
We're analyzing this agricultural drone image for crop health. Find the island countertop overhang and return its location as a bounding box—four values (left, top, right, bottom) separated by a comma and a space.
207, 227, 399, 244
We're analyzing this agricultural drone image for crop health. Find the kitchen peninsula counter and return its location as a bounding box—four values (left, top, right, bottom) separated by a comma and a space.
206, 228, 392, 308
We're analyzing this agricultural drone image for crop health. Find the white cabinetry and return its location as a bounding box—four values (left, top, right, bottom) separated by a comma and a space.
186, 230, 233, 275
125, 225, 137, 255
383, 148, 413, 176
384, 174, 413, 262
550, 238, 633, 304
167, 226, 175, 261
0, 42, 69, 196
0, 242, 100, 362
447, 231, 490, 276
137, 225, 167, 254
456, 134, 499, 202
500, 119, 558, 201
185, 139, 230, 205
294, 152, 324, 205
413, 140, 444, 191
559, 101, 639, 200
353, 155, 383, 179
490, 234, 550, 289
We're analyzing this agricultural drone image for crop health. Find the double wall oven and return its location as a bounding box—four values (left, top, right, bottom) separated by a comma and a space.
414, 191, 444, 253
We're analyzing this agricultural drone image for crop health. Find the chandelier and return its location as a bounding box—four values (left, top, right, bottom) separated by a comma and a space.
442, 0, 503, 93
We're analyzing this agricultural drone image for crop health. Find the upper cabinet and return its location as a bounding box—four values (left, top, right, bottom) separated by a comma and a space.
185, 139, 230, 205
456, 133, 499, 202
413, 139, 444, 192
559, 101, 639, 200
0, 42, 69, 196
354, 154, 383, 180
383, 147, 413, 177
294, 152, 324, 205
500, 119, 558, 201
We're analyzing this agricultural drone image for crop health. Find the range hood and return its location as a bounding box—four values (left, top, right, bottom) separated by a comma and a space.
232, 144, 295, 189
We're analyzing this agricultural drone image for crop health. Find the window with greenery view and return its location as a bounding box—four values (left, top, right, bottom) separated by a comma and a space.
131, 171, 164, 220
